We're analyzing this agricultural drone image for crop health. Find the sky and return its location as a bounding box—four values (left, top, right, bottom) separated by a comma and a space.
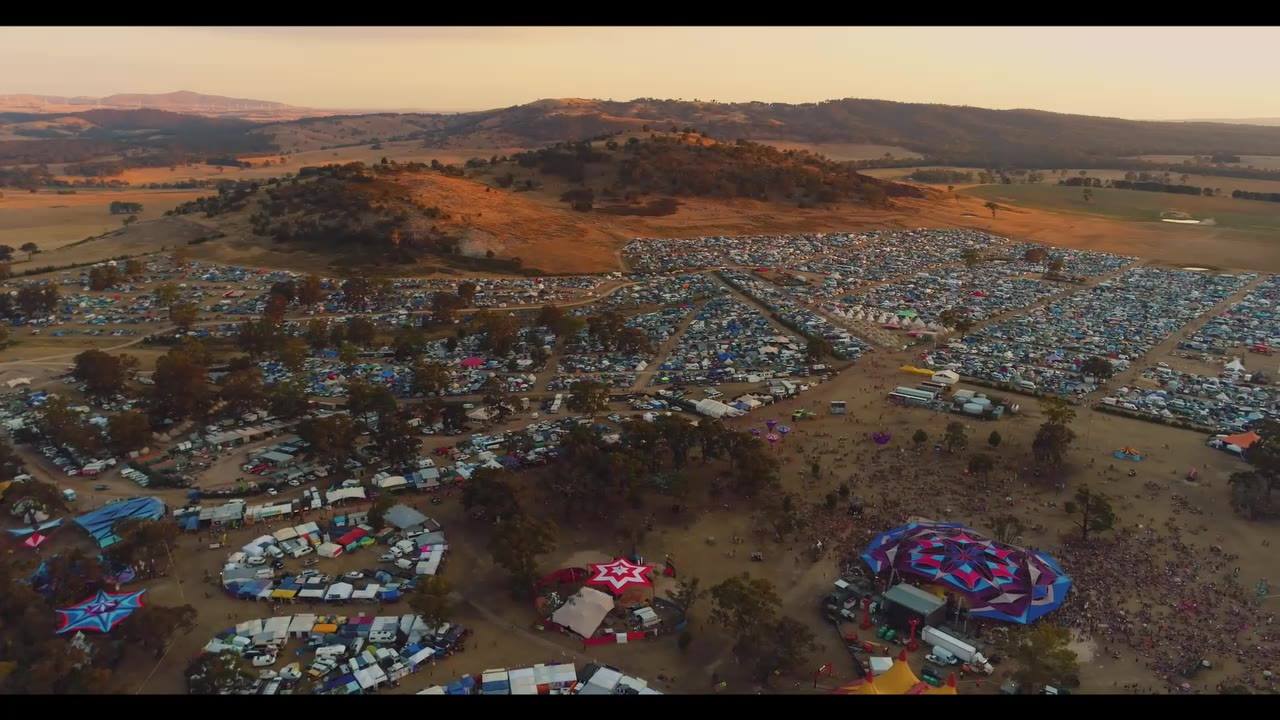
3, 26, 1279, 119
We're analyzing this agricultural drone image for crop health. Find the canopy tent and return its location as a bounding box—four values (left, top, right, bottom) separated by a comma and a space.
1222, 430, 1261, 451
550, 586, 614, 638
55, 589, 146, 634
1112, 447, 1144, 461
5, 517, 63, 538
24, 533, 47, 549
832, 651, 957, 695
861, 521, 1071, 624
73, 496, 165, 548
586, 558, 653, 596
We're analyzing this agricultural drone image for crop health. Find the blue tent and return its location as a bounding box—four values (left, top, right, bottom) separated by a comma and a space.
6, 517, 64, 538
73, 496, 165, 548
446, 675, 477, 695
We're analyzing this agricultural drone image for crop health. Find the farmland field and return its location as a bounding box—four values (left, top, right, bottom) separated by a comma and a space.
0, 187, 207, 253
1134, 154, 1280, 170
755, 140, 923, 161
964, 182, 1280, 235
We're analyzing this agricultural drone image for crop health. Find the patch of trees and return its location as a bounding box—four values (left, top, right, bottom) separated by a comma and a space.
1059, 177, 1104, 188
168, 180, 260, 218
0, 283, 60, 319
1110, 179, 1203, 196
205, 156, 251, 168
0, 164, 55, 189
595, 197, 680, 216
73, 349, 137, 397
907, 169, 974, 184
609, 137, 920, 206
1230, 419, 1280, 520
1231, 189, 1280, 204
108, 201, 143, 215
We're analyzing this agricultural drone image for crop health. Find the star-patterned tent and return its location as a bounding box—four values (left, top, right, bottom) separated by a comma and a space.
55, 589, 146, 634
586, 558, 653, 596
861, 521, 1071, 624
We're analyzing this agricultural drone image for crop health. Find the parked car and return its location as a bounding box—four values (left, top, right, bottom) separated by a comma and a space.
342, 571, 364, 581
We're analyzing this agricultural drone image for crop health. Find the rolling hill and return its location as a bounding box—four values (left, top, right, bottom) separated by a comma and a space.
0, 91, 330, 121
159, 134, 924, 274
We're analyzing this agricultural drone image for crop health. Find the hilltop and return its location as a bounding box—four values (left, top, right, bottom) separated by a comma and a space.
157, 135, 925, 275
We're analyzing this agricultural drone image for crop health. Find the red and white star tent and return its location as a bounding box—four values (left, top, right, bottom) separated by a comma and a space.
586, 558, 653, 596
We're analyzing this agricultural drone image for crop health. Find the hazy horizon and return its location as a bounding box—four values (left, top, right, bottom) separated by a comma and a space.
4, 26, 1280, 120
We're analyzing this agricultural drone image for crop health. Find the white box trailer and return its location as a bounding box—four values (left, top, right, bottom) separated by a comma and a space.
922, 626, 986, 665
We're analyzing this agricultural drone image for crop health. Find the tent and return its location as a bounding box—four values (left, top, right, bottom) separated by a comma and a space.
833, 651, 957, 695
324, 582, 354, 601
316, 542, 343, 559
586, 558, 653, 596
383, 504, 427, 531
1222, 430, 1261, 451
24, 533, 48, 549
862, 521, 1071, 624
550, 587, 614, 639
55, 589, 146, 634
1112, 447, 1144, 461
73, 496, 165, 548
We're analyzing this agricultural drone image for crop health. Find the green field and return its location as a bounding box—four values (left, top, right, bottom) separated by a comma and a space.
965, 183, 1280, 234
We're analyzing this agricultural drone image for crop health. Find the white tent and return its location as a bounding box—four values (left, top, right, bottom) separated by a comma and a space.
1225, 357, 1246, 373
317, 542, 343, 559
324, 582, 354, 600
550, 586, 614, 639
931, 369, 960, 386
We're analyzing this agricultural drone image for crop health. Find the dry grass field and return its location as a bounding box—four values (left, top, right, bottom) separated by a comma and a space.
0, 188, 207, 253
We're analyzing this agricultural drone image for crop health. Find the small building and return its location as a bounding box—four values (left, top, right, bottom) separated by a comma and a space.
383, 504, 428, 533
830, 400, 847, 415
880, 583, 946, 632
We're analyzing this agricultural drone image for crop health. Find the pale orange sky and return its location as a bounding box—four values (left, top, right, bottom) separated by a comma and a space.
4, 26, 1279, 119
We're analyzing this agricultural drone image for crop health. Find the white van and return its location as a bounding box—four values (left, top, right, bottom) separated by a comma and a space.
315, 644, 348, 660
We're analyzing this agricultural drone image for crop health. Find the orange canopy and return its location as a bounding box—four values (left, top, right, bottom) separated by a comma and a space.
1223, 431, 1261, 450
832, 651, 958, 695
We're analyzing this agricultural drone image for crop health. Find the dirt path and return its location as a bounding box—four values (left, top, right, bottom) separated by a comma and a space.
1080, 271, 1270, 404
629, 298, 708, 392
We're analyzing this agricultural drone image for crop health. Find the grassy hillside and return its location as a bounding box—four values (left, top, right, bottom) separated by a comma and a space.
412, 98, 1280, 167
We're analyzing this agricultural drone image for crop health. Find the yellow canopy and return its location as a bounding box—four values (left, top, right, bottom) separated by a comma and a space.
270, 589, 297, 599
832, 654, 958, 695
900, 365, 936, 377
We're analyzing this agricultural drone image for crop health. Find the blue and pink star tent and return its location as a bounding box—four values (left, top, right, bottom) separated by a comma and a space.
55, 589, 146, 634
861, 521, 1071, 624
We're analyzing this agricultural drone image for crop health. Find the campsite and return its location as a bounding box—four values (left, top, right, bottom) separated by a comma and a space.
1, 227, 1278, 696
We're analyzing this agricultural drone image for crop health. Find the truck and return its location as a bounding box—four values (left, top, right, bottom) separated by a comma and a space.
61, 488, 77, 503
921, 626, 992, 672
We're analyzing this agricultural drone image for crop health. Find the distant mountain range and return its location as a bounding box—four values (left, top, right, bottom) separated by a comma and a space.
1172, 117, 1280, 127
0, 91, 340, 121
6, 91, 1280, 171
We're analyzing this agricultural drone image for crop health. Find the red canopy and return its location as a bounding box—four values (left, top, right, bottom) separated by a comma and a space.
24, 533, 47, 549
586, 558, 653, 595
460, 357, 484, 369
